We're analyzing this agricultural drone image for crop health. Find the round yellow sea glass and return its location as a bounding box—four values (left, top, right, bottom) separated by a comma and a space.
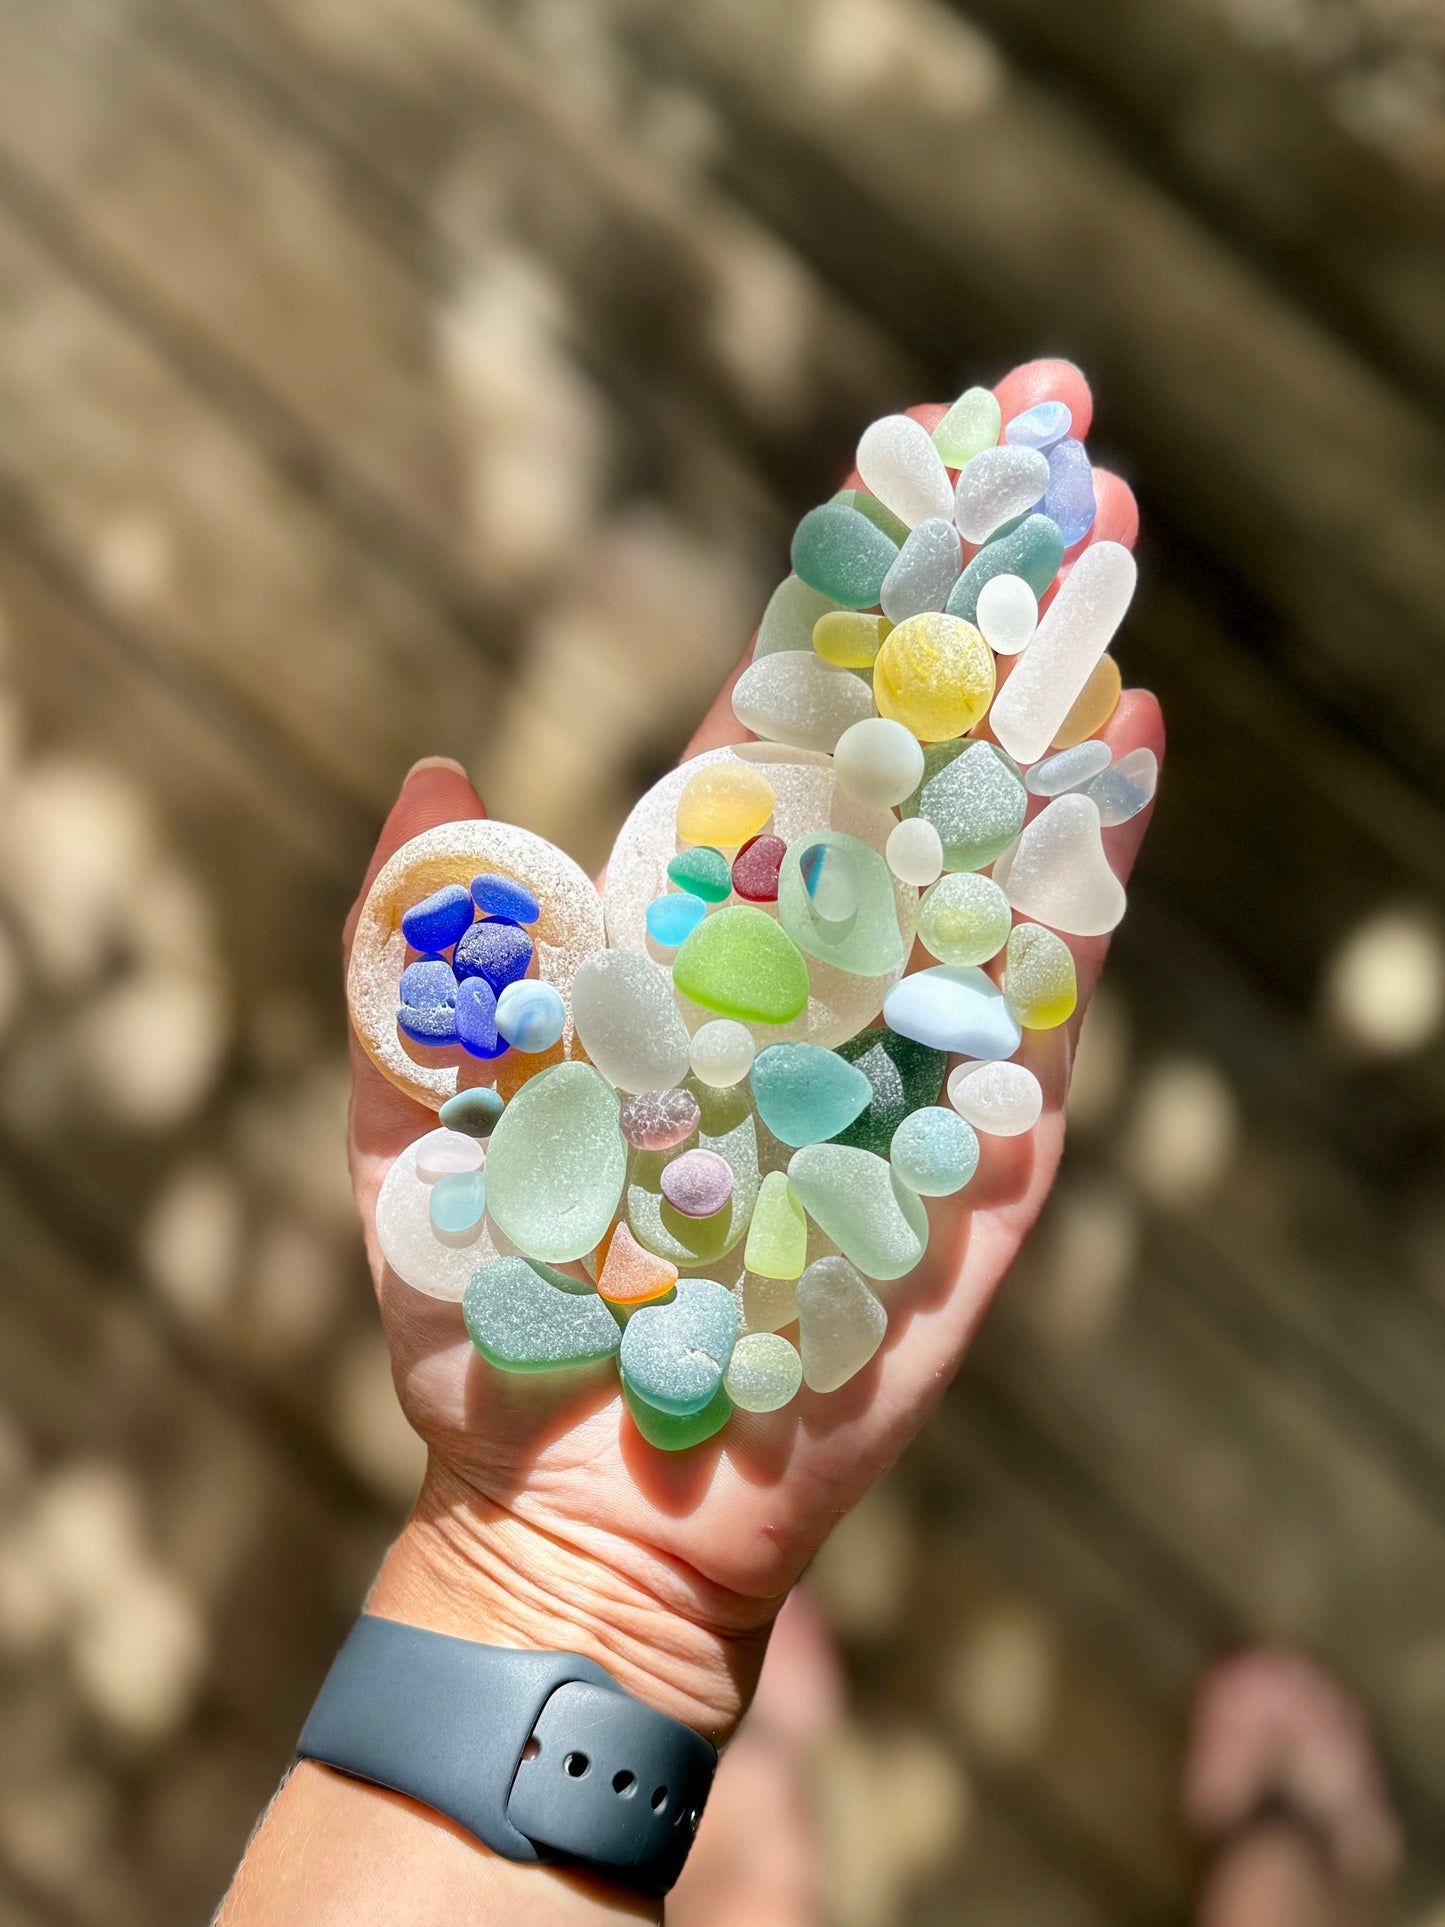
1052, 654, 1121, 750
872, 612, 996, 742
1004, 921, 1078, 1030
813, 611, 891, 668
675, 764, 776, 847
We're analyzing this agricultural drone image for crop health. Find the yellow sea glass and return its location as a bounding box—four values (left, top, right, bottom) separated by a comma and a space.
1004, 921, 1078, 1030
813, 611, 891, 668
1051, 654, 1121, 750
675, 764, 776, 847
872, 612, 995, 742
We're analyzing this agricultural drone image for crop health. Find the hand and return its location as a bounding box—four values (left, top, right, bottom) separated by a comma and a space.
344, 412, 1164, 1750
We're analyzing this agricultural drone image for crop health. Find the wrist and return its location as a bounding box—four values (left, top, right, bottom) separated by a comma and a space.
367, 1458, 778, 1745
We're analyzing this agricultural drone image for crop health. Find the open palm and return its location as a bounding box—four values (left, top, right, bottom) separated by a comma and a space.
343, 400, 1163, 1741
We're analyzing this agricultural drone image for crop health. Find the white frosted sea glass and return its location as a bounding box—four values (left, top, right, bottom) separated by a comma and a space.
989, 543, 1137, 766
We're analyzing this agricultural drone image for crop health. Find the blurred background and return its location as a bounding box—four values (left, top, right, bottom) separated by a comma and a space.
0, 0, 1443, 1919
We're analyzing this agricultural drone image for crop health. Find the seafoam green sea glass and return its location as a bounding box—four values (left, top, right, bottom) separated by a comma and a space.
724, 1332, 803, 1413
830, 1027, 947, 1155
627, 1077, 760, 1265
463, 1257, 621, 1373
753, 574, 840, 657
917, 872, 1012, 967
624, 1380, 732, 1451
795, 1255, 888, 1393
731, 650, 875, 754
483, 1062, 627, 1263
831, 488, 910, 546
777, 831, 904, 978
787, 1144, 928, 1281
947, 513, 1064, 624
673, 906, 810, 1024
743, 1170, 809, 1279
932, 386, 1001, 468
619, 1277, 738, 1415
791, 502, 900, 609
888, 1107, 979, 1198
750, 1043, 872, 1148
901, 740, 1026, 873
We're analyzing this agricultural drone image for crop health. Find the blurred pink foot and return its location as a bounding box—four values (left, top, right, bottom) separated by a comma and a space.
1186, 1650, 1400, 1927
669, 1587, 842, 1927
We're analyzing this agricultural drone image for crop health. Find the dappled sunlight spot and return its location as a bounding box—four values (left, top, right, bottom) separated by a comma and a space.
1065, 982, 1130, 1131
87, 506, 175, 613
66, 966, 228, 1131
706, 224, 817, 418
1321, 904, 1445, 1057
1029, 1176, 1139, 1344
636, 83, 724, 175
0, 1518, 63, 1654
808, 1480, 914, 1638
243, 1212, 348, 1363
31, 1461, 145, 1611
805, 0, 1001, 115
1120, 1055, 1238, 1207
140, 1160, 244, 1326
819, 1721, 971, 1927
235, 1057, 355, 1228
328, 1328, 427, 1504
943, 1602, 1058, 1763
517, 0, 627, 120
69, 1564, 207, 1743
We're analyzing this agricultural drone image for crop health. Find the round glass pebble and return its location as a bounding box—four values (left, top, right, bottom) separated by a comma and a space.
724, 1332, 803, 1414
690, 1019, 757, 1089
948, 1059, 1043, 1137
873, 612, 996, 743
495, 978, 567, 1052
660, 1147, 735, 1218
886, 817, 944, 888
645, 891, 708, 950
976, 573, 1039, 656
916, 872, 1011, 967
833, 717, 925, 812
888, 1106, 979, 1197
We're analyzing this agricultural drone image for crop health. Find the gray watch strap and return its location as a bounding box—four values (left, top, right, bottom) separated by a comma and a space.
296, 1614, 716, 1894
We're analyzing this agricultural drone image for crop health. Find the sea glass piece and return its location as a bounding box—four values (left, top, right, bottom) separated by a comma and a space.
932, 386, 1001, 469
401, 884, 474, 955
399, 959, 457, 1009
675, 765, 775, 847
620, 1277, 738, 1415
778, 831, 904, 977
471, 874, 540, 924
901, 740, 1026, 873
673, 906, 810, 1024
724, 1332, 803, 1413
484, 1062, 627, 1262
754, 575, 841, 658
948, 1059, 1043, 1137
953, 446, 1051, 543
1026, 740, 1113, 798
572, 951, 691, 1093
812, 611, 891, 669
880, 517, 962, 624
886, 817, 943, 888
626, 1078, 759, 1265
494, 978, 566, 1052
795, 1255, 888, 1392
873, 612, 996, 742
743, 1171, 809, 1279
790, 503, 899, 609
645, 891, 708, 949
463, 1256, 621, 1373
732, 650, 875, 754
1004, 401, 1072, 450
429, 1167, 487, 1235
1052, 655, 1121, 749
888, 1106, 980, 1197
833, 717, 925, 812
976, 573, 1039, 656
660, 1148, 735, 1219
1086, 746, 1158, 826
988, 543, 1137, 766
750, 1043, 872, 1147
1040, 437, 1096, 546
413, 1127, 485, 1182
799, 840, 859, 922
1004, 922, 1078, 1030
667, 846, 733, 904
787, 1145, 928, 1281
624, 1380, 732, 1451
596, 1222, 678, 1307
917, 872, 1012, 967
856, 413, 955, 527
947, 515, 1064, 625
830, 1027, 947, 1155
439, 1086, 506, 1137
455, 975, 505, 1058
995, 358, 1094, 440
991, 794, 1126, 936
397, 1000, 458, 1047
689, 1019, 757, 1088
883, 965, 1023, 1060
731, 835, 786, 903
831, 488, 910, 545
376, 1138, 500, 1297
455, 918, 533, 994
735, 1271, 800, 1336
619, 1086, 701, 1151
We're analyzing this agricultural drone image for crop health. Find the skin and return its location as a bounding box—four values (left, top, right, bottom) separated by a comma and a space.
219, 386, 1166, 1925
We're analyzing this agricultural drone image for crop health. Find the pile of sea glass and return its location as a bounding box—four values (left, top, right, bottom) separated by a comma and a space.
352, 361, 1156, 1451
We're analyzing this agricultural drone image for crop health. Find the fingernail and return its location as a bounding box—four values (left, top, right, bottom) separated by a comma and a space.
406, 755, 468, 781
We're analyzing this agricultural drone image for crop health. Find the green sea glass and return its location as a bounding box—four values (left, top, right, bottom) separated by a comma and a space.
900, 740, 1026, 873
831, 487, 911, 546
791, 503, 900, 610
787, 1144, 929, 1281
619, 1277, 738, 1415
932, 387, 1001, 468
667, 846, 733, 904
776, 831, 903, 978
483, 1062, 626, 1263
750, 1043, 872, 1148
946, 513, 1064, 624
623, 1380, 733, 1451
742, 1170, 809, 1279
829, 1026, 948, 1155
753, 574, 841, 658
672, 906, 810, 1024
463, 1257, 621, 1372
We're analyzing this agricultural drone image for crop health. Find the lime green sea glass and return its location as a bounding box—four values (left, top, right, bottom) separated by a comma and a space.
673, 905, 810, 1024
